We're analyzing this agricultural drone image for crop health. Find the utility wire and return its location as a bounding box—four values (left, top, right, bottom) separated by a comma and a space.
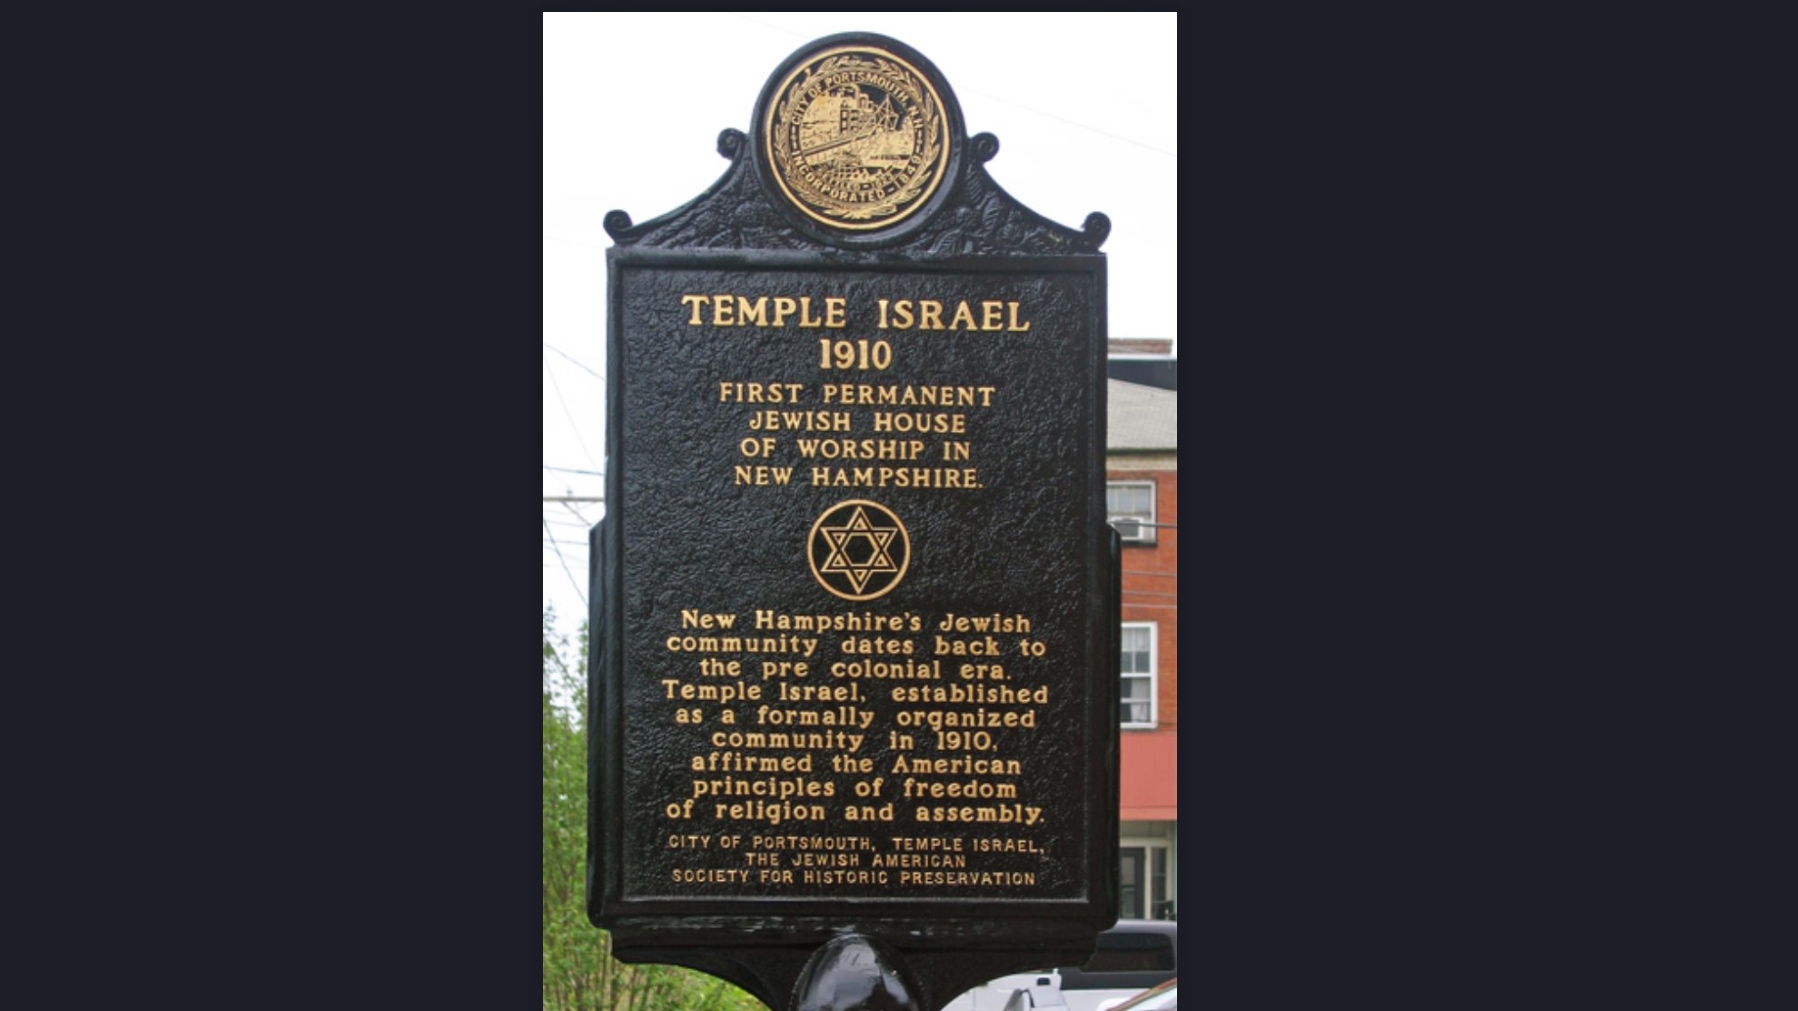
725, 13, 1176, 158
544, 516, 587, 610
543, 342, 604, 382
963, 88, 1176, 158
544, 355, 601, 472
559, 498, 599, 536
544, 234, 606, 253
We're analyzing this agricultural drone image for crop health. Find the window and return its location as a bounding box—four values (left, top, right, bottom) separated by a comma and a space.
1107, 480, 1157, 544
1120, 622, 1156, 728
1117, 843, 1175, 921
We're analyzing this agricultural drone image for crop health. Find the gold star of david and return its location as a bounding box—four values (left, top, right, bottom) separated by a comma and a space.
807, 499, 910, 601
817, 506, 899, 594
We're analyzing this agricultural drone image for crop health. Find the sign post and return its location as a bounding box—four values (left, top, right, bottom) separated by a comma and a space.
589, 33, 1119, 1011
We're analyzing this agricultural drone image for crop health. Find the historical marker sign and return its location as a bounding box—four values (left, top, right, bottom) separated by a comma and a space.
590, 33, 1118, 1010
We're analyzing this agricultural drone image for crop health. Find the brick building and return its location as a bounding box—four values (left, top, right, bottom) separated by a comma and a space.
1107, 356, 1177, 920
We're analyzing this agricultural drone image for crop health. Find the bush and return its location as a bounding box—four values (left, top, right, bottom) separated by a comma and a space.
543, 611, 764, 1010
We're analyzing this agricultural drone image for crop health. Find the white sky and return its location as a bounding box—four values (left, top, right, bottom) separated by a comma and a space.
543, 12, 1177, 644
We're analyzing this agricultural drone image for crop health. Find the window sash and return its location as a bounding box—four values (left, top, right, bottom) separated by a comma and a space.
1107, 481, 1157, 543
1120, 621, 1156, 727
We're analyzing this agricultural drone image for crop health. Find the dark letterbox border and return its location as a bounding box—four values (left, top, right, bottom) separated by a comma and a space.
589, 247, 1118, 950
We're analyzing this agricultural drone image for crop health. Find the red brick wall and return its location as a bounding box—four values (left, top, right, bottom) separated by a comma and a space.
1111, 467, 1177, 730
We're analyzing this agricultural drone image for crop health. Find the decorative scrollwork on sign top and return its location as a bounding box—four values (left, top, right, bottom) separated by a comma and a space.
606, 136, 1106, 256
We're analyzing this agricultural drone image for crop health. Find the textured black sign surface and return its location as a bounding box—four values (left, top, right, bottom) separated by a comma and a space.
607, 261, 1105, 902
588, 32, 1116, 1010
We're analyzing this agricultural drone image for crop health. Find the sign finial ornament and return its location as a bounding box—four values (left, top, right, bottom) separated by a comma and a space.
764, 43, 949, 231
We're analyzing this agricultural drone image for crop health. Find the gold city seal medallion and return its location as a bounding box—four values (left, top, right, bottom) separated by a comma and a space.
766, 45, 948, 231
808, 499, 910, 601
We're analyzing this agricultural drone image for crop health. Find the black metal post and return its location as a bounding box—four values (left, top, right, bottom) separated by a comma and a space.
790, 934, 923, 1011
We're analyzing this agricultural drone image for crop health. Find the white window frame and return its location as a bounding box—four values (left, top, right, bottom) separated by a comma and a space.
1120, 621, 1158, 729
1107, 480, 1158, 545
1119, 837, 1175, 921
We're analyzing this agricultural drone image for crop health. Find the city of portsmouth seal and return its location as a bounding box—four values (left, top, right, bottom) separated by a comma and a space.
765, 45, 948, 231
808, 499, 910, 601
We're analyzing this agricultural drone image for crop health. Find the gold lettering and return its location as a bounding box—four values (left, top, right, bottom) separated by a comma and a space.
820, 386, 993, 408
910, 804, 1043, 826
661, 679, 762, 703
1008, 301, 1031, 331
719, 382, 806, 404
981, 301, 1004, 331
948, 300, 977, 330
805, 466, 980, 489
736, 296, 769, 325
734, 465, 794, 486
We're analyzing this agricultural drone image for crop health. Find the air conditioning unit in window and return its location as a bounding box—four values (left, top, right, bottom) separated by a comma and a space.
1110, 516, 1153, 543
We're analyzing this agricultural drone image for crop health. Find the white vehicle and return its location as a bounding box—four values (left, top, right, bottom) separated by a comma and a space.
1095, 979, 1177, 1011
998, 979, 1070, 1010
942, 920, 1178, 1011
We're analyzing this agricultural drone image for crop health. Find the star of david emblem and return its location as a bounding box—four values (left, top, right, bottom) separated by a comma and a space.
807, 499, 910, 601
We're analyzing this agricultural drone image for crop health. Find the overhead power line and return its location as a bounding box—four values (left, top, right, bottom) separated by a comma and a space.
543, 342, 604, 381
544, 356, 601, 473
544, 516, 587, 610
724, 13, 1177, 158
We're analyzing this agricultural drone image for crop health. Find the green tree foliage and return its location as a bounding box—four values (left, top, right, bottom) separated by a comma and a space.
544, 609, 767, 1011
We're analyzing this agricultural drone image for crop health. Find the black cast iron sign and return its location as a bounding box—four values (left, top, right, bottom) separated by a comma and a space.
589, 33, 1118, 1011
